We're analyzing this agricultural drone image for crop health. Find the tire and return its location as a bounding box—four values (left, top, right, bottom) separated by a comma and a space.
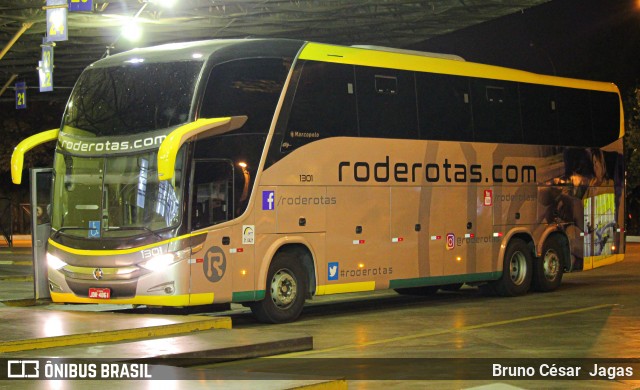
394, 286, 439, 296
532, 235, 565, 292
250, 252, 307, 323
491, 238, 532, 296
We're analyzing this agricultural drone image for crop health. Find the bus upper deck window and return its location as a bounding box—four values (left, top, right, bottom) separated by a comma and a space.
375, 75, 398, 95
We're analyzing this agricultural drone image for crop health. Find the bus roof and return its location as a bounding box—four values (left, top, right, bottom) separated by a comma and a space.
87, 38, 619, 95
87, 38, 304, 68
300, 42, 620, 94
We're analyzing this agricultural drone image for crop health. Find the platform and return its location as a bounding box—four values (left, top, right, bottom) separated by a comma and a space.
0, 307, 231, 353
0, 307, 311, 360
0, 306, 330, 389
0, 308, 313, 366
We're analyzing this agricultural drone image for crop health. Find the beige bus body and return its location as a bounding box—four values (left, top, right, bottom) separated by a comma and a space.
27, 40, 623, 322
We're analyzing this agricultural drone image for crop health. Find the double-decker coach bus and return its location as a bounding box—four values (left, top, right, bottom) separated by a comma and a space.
12, 39, 624, 323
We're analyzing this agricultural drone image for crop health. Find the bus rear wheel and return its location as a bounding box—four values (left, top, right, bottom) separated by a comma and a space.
491, 238, 532, 296
532, 236, 564, 292
250, 252, 307, 323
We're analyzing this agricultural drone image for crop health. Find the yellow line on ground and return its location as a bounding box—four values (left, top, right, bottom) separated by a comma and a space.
293, 379, 348, 390
272, 303, 617, 358
0, 316, 232, 353
0, 261, 31, 266
0, 275, 33, 282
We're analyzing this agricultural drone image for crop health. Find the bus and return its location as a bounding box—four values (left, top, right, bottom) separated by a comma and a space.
12, 39, 624, 323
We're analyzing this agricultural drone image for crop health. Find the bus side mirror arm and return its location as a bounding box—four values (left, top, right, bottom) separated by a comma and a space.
11, 129, 60, 185
157, 116, 248, 181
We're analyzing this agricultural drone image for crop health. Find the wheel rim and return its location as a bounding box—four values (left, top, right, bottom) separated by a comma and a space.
509, 251, 527, 286
270, 268, 297, 309
543, 249, 560, 282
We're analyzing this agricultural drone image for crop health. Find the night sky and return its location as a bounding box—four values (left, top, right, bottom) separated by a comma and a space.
411, 0, 640, 94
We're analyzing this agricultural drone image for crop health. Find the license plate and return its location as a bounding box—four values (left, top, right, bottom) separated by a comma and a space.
88, 288, 111, 299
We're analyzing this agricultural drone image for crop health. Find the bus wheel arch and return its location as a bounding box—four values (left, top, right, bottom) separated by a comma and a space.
532, 233, 567, 292
272, 244, 316, 299
251, 243, 316, 323
492, 234, 534, 296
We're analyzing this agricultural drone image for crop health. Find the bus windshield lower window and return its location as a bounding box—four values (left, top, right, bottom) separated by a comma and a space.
51, 149, 184, 239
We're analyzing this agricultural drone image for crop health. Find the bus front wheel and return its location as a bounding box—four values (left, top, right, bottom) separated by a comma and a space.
491, 238, 532, 296
250, 252, 307, 323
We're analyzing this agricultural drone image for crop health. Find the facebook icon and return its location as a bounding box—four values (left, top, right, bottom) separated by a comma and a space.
262, 191, 275, 210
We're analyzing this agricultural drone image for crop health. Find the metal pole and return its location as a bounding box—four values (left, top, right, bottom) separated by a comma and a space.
0, 74, 18, 97
0, 22, 34, 61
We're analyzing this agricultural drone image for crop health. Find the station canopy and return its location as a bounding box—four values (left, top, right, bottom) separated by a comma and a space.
1, 0, 548, 101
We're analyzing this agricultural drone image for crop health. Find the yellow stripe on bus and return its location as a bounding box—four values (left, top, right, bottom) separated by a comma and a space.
316, 281, 376, 295
50, 292, 214, 306
583, 254, 625, 270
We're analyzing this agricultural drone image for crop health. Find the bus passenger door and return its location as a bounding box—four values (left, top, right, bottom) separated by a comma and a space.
30, 168, 53, 301
188, 159, 254, 303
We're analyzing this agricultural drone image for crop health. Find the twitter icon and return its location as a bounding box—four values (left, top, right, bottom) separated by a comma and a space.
328, 262, 339, 281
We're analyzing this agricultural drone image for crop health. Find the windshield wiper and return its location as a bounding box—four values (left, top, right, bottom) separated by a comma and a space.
104, 226, 162, 240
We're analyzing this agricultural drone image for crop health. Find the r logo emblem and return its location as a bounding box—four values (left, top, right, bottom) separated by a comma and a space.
203, 246, 226, 283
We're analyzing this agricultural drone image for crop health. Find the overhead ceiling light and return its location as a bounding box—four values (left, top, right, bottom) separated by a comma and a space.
121, 19, 143, 42
150, 0, 177, 8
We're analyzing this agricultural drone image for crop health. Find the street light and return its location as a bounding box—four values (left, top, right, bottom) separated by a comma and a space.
121, 19, 143, 42
151, 0, 177, 8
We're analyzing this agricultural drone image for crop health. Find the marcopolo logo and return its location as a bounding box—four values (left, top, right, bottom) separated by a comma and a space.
262, 191, 275, 211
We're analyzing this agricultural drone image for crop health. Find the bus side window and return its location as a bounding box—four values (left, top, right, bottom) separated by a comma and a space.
281, 61, 358, 153
520, 82, 558, 146
555, 87, 593, 147
199, 58, 290, 135
417, 72, 472, 141
190, 160, 234, 230
375, 75, 397, 95
471, 78, 522, 144
590, 91, 621, 147
486, 86, 505, 103
356, 66, 418, 139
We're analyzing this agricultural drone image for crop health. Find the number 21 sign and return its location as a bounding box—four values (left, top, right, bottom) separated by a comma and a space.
15, 82, 26, 109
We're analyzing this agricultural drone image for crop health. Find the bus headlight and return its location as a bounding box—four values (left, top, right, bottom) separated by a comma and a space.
139, 248, 189, 272
140, 254, 176, 272
46, 253, 67, 270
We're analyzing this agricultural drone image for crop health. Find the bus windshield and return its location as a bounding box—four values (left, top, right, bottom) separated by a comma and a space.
51, 149, 184, 239
62, 61, 203, 137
